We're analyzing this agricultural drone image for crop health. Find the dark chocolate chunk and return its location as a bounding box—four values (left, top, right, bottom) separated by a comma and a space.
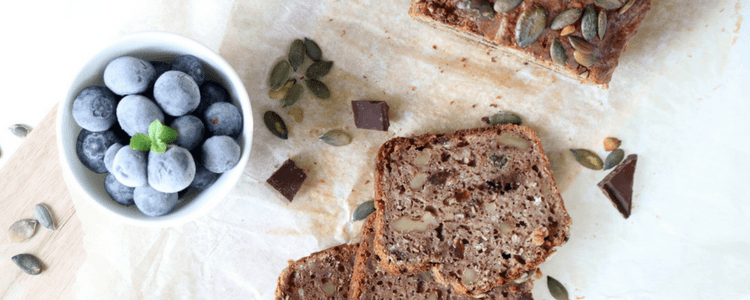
267, 159, 307, 202
597, 154, 637, 218
351, 100, 390, 131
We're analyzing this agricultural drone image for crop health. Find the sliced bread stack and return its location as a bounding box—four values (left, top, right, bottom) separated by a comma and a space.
275, 124, 571, 299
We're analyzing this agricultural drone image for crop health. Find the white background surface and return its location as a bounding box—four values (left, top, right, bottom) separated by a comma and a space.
1, 0, 749, 300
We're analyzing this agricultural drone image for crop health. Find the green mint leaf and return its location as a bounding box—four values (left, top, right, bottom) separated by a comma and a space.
148, 119, 162, 139
157, 124, 179, 144
151, 140, 167, 153
130, 134, 152, 151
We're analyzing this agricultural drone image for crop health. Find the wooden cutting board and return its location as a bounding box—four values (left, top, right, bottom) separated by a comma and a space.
0, 104, 85, 300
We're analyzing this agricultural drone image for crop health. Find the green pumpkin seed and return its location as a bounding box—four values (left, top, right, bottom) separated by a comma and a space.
598, 10, 607, 40
494, 0, 521, 13
550, 8, 581, 30
573, 50, 597, 67
304, 38, 323, 61
264, 111, 288, 140
515, 6, 547, 48
352, 200, 375, 221
619, 0, 637, 14
460, 0, 494, 20
319, 129, 352, 146
12, 254, 42, 275
288, 39, 306, 71
604, 149, 625, 170
568, 36, 595, 54
8, 219, 37, 243
547, 276, 569, 300
305, 79, 331, 100
570, 149, 603, 170
550, 39, 567, 66
594, 0, 625, 10
282, 83, 304, 108
288, 107, 304, 123
305, 60, 333, 79
581, 5, 597, 42
35, 203, 55, 231
269, 79, 296, 100
269, 60, 291, 90
9, 124, 32, 138
488, 112, 522, 125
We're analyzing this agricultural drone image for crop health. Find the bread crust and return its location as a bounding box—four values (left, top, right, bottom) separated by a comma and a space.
275, 243, 359, 300
372, 124, 571, 296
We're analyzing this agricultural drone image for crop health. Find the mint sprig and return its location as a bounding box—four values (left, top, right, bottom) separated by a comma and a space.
129, 120, 179, 153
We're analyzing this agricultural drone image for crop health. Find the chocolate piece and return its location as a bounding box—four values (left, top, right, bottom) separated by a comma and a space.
266, 159, 307, 202
351, 100, 390, 131
597, 154, 637, 218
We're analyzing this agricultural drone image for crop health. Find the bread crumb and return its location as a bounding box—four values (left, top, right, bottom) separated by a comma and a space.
433, 45, 437, 50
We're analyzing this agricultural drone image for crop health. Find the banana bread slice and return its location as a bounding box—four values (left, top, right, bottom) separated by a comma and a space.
275, 243, 359, 300
350, 215, 534, 300
372, 124, 571, 296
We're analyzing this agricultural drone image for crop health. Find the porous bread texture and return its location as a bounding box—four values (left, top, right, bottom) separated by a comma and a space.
275, 243, 359, 300
372, 124, 571, 296
350, 215, 534, 300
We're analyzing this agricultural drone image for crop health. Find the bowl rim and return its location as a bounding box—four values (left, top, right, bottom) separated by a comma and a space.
56, 31, 253, 227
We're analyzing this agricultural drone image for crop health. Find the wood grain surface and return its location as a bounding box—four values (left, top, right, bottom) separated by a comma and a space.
0, 105, 85, 300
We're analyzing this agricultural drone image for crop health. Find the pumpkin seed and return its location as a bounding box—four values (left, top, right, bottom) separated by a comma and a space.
459, 0, 494, 20
12, 254, 42, 275
488, 112, 522, 125
604, 149, 625, 170
282, 83, 304, 108
551, 39, 567, 66
560, 25, 576, 36
305, 79, 331, 100
264, 111, 288, 140
319, 129, 352, 146
9, 124, 32, 138
547, 276, 569, 300
269, 60, 291, 90
598, 11, 607, 40
581, 5, 597, 42
570, 149, 603, 170
493, 0, 521, 13
573, 50, 597, 67
288, 107, 304, 123
269, 79, 296, 100
288, 39, 306, 71
305, 60, 333, 79
515, 6, 547, 48
352, 200, 375, 221
35, 203, 55, 231
594, 0, 625, 10
568, 36, 595, 54
550, 8, 581, 30
619, 0, 637, 14
8, 219, 37, 243
304, 38, 323, 61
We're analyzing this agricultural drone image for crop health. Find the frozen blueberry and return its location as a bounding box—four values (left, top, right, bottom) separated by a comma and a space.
76, 129, 122, 173
150, 61, 172, 80
203, 102, 242, 139
104, 173, 135, 206
72, 86, 118, 132
194, 81, 229, 115
170, 115, 204, 151
153, 71, 200, 117
201, 136, 241, 173
112, 147, 148, 187
116, 95, 165, 136
171, 55, 205, 86
133, 184, 179, 217
189, 159, 220, 190
148, 145, 196, 193
177, 188, 190, 200
104, 143, 125, 173
103, 56, 156, 95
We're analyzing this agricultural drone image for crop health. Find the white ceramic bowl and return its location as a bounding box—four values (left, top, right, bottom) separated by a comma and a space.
57, 32, 253, 226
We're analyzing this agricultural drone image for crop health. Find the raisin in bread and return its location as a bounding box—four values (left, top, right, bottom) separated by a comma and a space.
372, 124, 571, 296
350, 215, 534, 300
275, 243, 359, 300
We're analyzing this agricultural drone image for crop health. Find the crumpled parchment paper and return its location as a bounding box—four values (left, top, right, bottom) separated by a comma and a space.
63, 0, 750, 299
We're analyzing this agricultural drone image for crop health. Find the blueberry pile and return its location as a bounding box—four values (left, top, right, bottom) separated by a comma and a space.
72, 55, 243, 217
